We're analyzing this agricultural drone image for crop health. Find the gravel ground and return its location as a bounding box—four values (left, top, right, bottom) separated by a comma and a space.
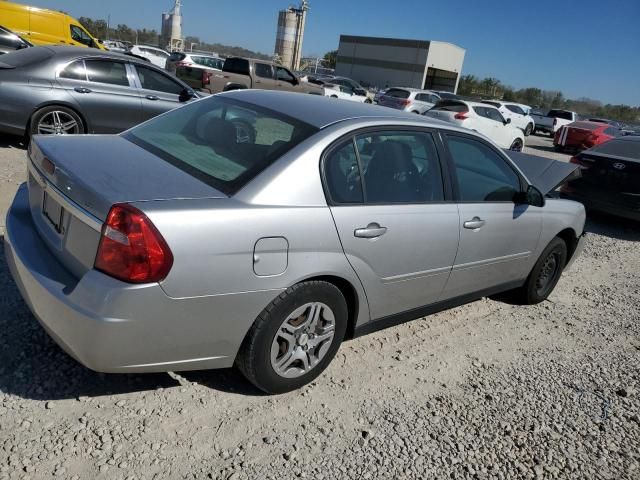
1, 133, 639, 479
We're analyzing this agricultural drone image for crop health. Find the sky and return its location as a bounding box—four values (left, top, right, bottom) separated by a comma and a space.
17, 0, 640, 105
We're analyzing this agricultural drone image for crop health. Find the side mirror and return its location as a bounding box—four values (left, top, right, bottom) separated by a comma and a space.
179, 88, 197, 102
504, 118, 512, 125
515, 185, 545, 207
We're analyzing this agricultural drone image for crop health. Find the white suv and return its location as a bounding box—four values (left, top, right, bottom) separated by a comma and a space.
482, 101, 535, 136
129, 45, 171, 69
378, 88, 441, 114
425, 100, 525, 150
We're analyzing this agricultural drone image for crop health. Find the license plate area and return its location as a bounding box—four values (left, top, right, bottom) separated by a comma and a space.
42, 191, 65, 234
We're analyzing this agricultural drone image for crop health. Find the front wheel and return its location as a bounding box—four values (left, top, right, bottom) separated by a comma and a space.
364, 98, 372, 104
509, 138, 524, 151
236, 281, 348, 394
30, 106, 84, 136
524, 123, 533, 136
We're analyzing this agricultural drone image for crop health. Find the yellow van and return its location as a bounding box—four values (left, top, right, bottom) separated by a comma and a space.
0, 1, 106, 50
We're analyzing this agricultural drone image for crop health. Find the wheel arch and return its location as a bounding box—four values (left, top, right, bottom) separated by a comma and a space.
556, 228, 580, 265
27, 102, 90, 135
223, 83, 248, 92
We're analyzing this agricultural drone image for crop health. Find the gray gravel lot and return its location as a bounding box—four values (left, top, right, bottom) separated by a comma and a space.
0, 133, 639, 479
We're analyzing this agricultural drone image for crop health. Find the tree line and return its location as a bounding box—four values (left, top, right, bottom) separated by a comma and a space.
77, 17, 270, 61
457, 74, 639, 123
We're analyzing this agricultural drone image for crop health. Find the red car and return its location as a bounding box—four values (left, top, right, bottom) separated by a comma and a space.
554, 121, 620, 152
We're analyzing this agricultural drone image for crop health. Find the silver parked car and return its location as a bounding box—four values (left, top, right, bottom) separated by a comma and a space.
5, 91, 586, 394
0, 46, 197, 138
377, 87, 441, 114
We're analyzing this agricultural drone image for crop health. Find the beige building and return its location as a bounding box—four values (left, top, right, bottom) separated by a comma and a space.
335, 35, 465, 92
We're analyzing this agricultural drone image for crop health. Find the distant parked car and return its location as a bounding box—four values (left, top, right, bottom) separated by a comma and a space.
0, 46, 198, 137
5, 90, 585, 394
587, 118, 622, 129
326, 76, 372, 103
0, 24, 32, 55
554, 121, 621, 152
433, 90, 462, 101
482, 100, 535, 136
531, 109, 578, 136
129, 45, 170, 69
561, 136, 640, 221
378, 88, 441, 114
102, 40, 128, 53
323, 83, 368, 103
373, 88, 389, 104
424, 100, 525, 150
166, 52, 224, 74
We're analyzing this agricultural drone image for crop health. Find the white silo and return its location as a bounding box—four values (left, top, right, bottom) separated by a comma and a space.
274, 1, 309, 71
161, 0, 184, 51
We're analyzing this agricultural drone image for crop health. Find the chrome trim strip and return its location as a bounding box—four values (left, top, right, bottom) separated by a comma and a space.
28, 160, 103, 232
119, 355, 226, 368
452, 252, 531, 271
382, 265, 451, 284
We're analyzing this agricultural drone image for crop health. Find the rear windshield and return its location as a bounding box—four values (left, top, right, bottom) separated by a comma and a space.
384, 88, 410, 99
548, 110, 573, 120
0, 47, 53, 67
432, 100, 468, 112
568, 122, 600, 131
124, 96, 318, 195
591, 138, 640, 160
169, 52, 186, 61
483, 101, 501, 108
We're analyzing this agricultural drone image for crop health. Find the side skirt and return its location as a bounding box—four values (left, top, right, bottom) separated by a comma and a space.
353, 280, 525, 338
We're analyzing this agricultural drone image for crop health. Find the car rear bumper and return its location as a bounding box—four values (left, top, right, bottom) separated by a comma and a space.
5, 184, 283, 373
560, 191, 640, 222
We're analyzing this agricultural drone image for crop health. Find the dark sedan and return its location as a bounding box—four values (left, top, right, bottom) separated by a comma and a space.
0, 46, 197, 138
561, 136, 640, 221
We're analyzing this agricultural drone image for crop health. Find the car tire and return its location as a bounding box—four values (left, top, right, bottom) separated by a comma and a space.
509, 138, 524, 151
524, 123, 533, 136
364, 99, 372, 104
29, 106, 84, 137
330, 95, 338, 98
236, 281, 348, 394
511, 237, 568, 305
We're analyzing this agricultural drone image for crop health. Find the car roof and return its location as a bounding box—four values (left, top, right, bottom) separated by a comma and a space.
35, 45, 138, 61
220, 90, 452, 129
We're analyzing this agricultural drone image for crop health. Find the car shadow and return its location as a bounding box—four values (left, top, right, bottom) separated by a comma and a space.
0, 238, 260, 400
585, 212, 640, 241
0, 133, 27, 150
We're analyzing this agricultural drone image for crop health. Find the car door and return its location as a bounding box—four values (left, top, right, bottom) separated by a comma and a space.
485, 107, 512, 147
469, 107, 498, 139
324, 129, 460, 320
253, 62, 278, 90
275, 66, 297, 92
57, 58, 143, 133
132, 63, 190, 121
440, 133, 542, 300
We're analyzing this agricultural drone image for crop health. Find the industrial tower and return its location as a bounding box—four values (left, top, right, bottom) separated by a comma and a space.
161, 0, 184, 52
274, 1, 309, 71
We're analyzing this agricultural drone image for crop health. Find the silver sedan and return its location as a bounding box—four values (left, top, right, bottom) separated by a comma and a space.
5, 91, 586, 393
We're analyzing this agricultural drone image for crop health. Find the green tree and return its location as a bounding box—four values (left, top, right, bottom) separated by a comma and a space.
323, 50, 338, 69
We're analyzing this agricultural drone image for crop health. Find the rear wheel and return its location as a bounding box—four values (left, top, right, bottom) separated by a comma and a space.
236, 281, 348, 394
30, 106, 84, 137
510, 237, 567, 305
524, 123, 533, 136
364, 98, 372, 104
509, 138, 524, 151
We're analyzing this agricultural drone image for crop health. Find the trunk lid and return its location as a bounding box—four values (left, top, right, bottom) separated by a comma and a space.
507, 150, 581, 194
557, 122, 600, 147
28, 135, 226, 279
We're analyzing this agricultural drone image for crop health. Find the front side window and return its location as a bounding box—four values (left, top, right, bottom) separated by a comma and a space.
324, 141, 363, 203
446, 135, 521, 202
506, 105, 525, 115
59, 60, 87, 81
356, 131, 444, 204
70, 25, 94, 47
85, 60, 128, 86
135, 65, 183, 94
485, 108, 506, 123
276, 67, 295, 83
255, 63, 273, 79
125, 96, 318, 194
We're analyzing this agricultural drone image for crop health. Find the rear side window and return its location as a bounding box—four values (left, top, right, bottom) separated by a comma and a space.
135, 65, 183, 94
223, 58, 250, 75
59, 60, 87, 81
604, 127, 620, 137
85, 60, 128, 86
324, 141, 363, 203
485, 108, 505, 123
385, 88, 410, 99
446, 135, 520, 202
483, 101, 501, 108
506, 105, 525, 115
433, 100, 468, 112
125, 96, 318, 195
254, 63, 273, 79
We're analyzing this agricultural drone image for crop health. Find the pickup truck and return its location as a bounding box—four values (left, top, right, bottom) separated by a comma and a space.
531, 109, 578, 136
193, 57, 324, 95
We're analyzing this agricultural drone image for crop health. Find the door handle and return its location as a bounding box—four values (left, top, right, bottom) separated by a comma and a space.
463, 217, 486, 230
74, 87, 91, 94
146, 95, 159, 101
354, 223, 387, 238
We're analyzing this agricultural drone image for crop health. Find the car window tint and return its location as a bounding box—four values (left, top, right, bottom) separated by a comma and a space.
276, 67, 294, 82
506, 105, 525, 115
85, 60, 128, 86
355, 131, 444, 203
428, 94, 440, 103
447, 135, 520, 202
472, 106, 488, 118
415, 94, 427, 102
433, 100, 467, 112
324, 141, 363, 204
485, 108, 505, 123
59, 60, 87, 81
136, 65, 183, 94
126, 96, 318, 195
70, 25, 93, 47
0, 31, 23, 49
255, 63, 273, 79
385, 88, 410, 99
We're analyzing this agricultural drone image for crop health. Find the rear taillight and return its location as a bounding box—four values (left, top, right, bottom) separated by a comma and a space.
570, 156, 592, 170
94, 204, 173, 284
400, 99, 411, 106
454, 111, 469, 120
202, 70, 213, 85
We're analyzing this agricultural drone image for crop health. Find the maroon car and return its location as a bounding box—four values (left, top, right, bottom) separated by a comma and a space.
554, 121, 620, 152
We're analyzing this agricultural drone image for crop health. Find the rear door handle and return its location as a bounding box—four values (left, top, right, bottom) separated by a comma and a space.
354, 223, 387, 238
146, 95, 159, 101
74, 87, 92, 94
463, 217, 486, 230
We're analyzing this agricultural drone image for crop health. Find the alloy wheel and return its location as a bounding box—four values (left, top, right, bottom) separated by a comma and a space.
270, 302, 336, 379
510, 139, 523, 152
37, 111, 81, 135
536, 252, 559, 296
